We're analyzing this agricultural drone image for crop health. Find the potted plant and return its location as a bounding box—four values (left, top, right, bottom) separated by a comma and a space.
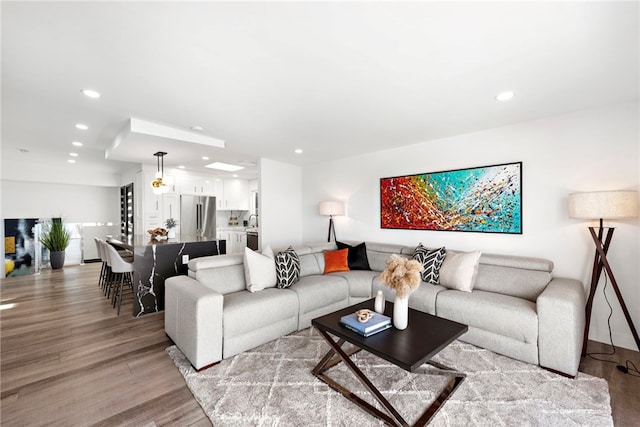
40, 217, 71, 269
165, 218, 177, 239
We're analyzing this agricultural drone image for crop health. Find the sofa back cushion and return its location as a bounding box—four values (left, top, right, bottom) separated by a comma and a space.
363, 242, 409, 271
188, 254, 246, 294
473, 253, 553, 301
273, 243, 337, 277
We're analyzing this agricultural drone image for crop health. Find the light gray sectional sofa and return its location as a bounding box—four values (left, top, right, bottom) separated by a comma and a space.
164, 241, 586, 376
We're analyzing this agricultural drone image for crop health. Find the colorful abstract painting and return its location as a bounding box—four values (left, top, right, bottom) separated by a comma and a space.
380, 162, 522, 234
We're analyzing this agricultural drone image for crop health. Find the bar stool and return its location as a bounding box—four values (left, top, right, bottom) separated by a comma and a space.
104, 243, 134, 315
94, 238, 108, 291
97, 239, 114, 297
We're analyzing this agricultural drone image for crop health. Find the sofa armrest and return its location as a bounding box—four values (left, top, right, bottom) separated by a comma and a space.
537, 277, 586, 377
165, 275, 224, 370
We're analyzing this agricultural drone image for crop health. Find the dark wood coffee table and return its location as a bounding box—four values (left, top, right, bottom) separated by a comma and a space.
311, 299, 468, 426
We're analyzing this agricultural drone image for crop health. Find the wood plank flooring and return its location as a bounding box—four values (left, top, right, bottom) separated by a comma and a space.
2, 263, 639, 426
1, 263, 210, 426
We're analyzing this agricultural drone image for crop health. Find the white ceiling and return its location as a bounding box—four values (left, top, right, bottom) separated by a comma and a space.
2, 2, 638, 181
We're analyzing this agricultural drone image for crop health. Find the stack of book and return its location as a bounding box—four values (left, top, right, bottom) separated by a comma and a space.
340, 312, 392, 337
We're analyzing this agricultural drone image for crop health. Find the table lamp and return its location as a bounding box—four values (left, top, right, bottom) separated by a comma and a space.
568, 190, 639, 355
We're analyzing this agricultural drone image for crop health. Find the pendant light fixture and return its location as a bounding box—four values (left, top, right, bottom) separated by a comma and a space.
150, 151, 169, 195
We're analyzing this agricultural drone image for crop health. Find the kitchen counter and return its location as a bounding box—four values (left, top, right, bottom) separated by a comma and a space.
217, 226, 259, 232
107, 235, 226, 317
108, 234, 222, 250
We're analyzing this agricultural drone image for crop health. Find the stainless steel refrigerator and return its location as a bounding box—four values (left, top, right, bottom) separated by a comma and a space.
180, 195, 217, 238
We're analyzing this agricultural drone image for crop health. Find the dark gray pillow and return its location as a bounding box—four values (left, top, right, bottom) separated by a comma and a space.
336, 241, 371, 270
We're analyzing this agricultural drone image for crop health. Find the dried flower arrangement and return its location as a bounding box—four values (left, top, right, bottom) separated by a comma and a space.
379, 254, 423, 298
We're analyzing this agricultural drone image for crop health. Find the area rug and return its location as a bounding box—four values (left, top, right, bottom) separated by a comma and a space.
166, 328, 613, 426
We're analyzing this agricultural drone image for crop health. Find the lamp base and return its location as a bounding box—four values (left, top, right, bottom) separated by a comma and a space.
582, 225, 640, 356
327, 216, 336, 242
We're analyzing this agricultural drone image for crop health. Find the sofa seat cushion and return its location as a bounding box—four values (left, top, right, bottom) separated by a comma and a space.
289, 275, 349, 315
223, 288, 299, 337
330, 270, 379, 299
436, 290, 538, 344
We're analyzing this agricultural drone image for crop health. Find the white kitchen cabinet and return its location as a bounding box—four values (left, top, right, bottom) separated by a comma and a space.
179, 175, 221, 196
217, 230, 232, 253
142, 169, 162, 232
162, 194, 180, 224
196, 177, 222, 196
220, 179, 250, 210
163, 174, 177, 194
233, 231, 247, 253
179, 175, 198, 195
217, 229, 246, 253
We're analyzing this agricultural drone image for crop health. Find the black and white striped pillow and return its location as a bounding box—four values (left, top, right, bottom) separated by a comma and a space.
413, 244, 446, 285
275, 246, 300, 288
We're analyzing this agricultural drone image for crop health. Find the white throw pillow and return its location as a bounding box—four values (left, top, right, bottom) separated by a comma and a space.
438, 251, 482, 292
244, 245, 277, 292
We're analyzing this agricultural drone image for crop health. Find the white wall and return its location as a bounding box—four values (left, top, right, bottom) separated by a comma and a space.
301, 101, 640, 350
259, 158, 303, 248
1, 158, 122, 187
0, 180, 121, 271
1, 180, 120, 223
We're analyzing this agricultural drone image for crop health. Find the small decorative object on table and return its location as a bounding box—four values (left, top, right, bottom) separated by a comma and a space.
147, 227, 169, 241
340, 310, 391, 337
374, 290, 386, 314
355, 309, 374, 323
165, 218, 177, 239
379, 254, 423, 330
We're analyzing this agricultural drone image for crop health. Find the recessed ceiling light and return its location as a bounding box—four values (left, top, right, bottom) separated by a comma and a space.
202, 156, 210, 160
81, 89, 100, 99
178, 165, 185, 169
205, 162, 244, 172
72, 141, 83, 147
69, 152, 78, 157
191, 125, 204, 132
294, 148, 303, 154
495, 91, 515, 101
75, 123, 88, 130
67, 159, 76, 163
232, 174, 238, 178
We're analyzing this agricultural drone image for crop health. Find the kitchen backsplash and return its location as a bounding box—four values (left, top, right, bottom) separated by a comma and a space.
216, 210, 250, 227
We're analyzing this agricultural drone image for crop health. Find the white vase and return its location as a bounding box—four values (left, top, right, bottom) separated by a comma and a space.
393, 295, 409, 330
374, 290, 386, 314
167, 228, 176, 239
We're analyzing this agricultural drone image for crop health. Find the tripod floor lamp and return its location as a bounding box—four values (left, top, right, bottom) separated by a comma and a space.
319, 201, 345, 242
568, 190, 639, 356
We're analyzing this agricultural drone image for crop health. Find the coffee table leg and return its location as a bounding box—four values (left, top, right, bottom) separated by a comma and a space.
412, 361, 466, 426
313, 328, 409, 427
312, 329, 466, 427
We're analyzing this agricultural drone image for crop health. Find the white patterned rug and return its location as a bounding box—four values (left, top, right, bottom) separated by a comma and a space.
167, 328, 612, 426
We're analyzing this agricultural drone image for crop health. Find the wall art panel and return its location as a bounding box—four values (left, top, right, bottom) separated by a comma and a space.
380, 162, 522, 234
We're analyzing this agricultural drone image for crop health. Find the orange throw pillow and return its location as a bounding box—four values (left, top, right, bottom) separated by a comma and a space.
323, 248, 350, 274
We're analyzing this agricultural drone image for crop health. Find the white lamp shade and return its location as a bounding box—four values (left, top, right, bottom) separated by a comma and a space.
568, 190, 639, 219
318, 201, 345, 216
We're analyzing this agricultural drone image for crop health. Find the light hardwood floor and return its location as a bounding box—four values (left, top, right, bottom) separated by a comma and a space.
1, 263, 639, 426
1, 263, 209, 426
